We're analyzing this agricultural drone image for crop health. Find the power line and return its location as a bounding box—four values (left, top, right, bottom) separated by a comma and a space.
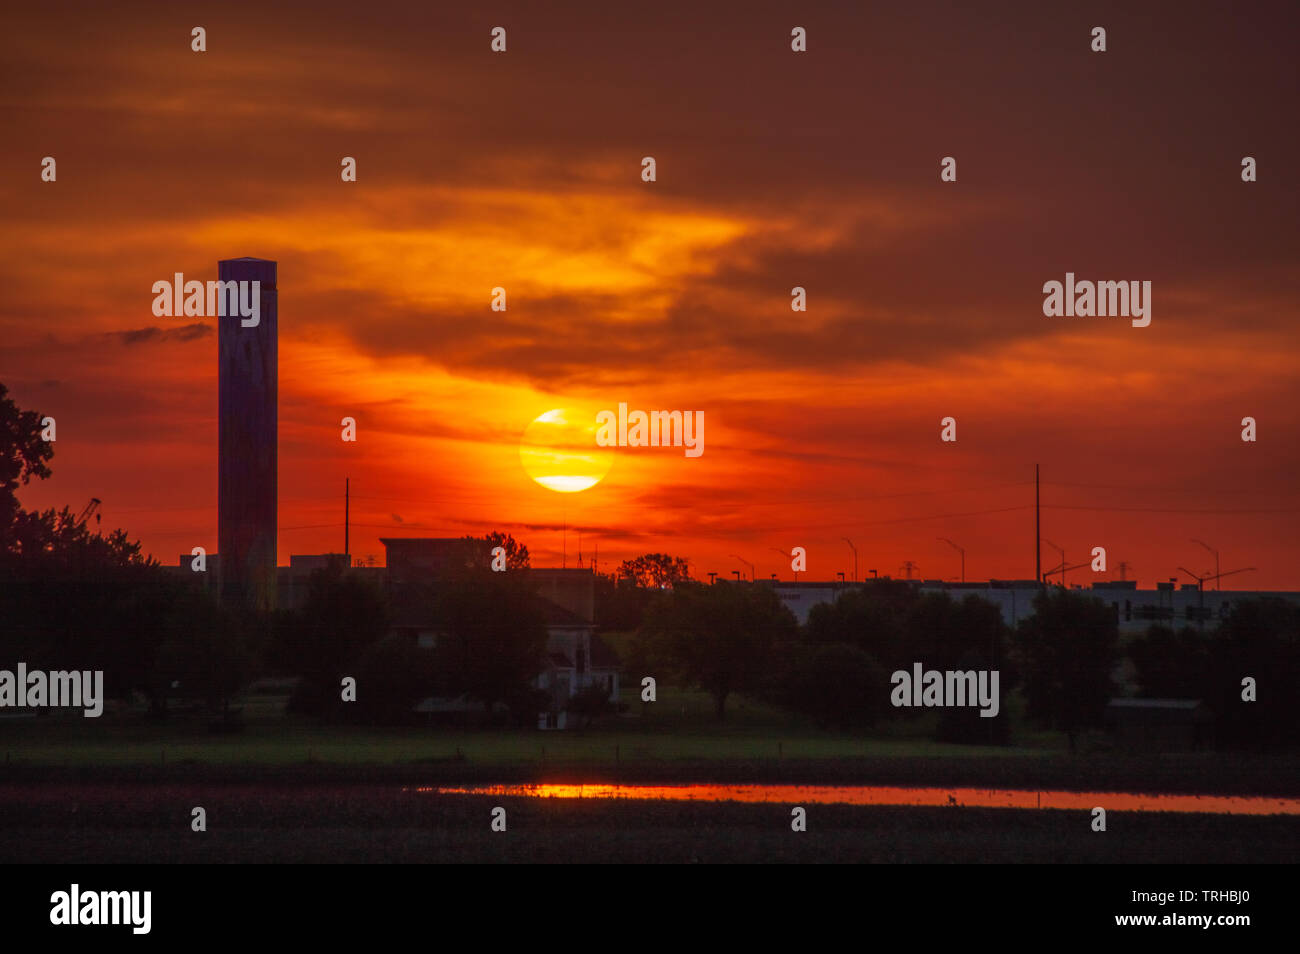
1042, 479, 1294, 497
1043, 505, 1299, 515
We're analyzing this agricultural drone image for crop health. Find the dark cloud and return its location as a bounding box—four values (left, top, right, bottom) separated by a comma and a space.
111, 323, 213, 346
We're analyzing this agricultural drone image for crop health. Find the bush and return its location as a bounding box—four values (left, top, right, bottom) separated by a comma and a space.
780, 643, 889, 730
566, 682, 617, 728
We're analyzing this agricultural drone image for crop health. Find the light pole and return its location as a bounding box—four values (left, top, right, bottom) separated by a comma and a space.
730, 554, 755, 582
842, 537, 858, 582
1043, 539, 1065, 588
938, 537, 965, 584
770, 547, 794, 581
1192, 539, 1220, 591
1178, 566, 1210, 628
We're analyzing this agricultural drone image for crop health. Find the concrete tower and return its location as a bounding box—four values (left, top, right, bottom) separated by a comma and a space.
217, 257, 277, 611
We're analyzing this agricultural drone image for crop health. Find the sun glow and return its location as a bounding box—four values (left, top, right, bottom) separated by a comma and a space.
518, 408, 614, 493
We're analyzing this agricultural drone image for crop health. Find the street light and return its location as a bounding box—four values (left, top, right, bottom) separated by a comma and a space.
1042, 539, 1065, 587
1192, 539, 1220, 591
842, 537, 858, 582
938, 537, 965, 584
730, 554, 755, 582
770, 547, 794, 582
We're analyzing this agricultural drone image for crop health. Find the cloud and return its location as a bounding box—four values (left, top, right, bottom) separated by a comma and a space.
111, 324, 213, 346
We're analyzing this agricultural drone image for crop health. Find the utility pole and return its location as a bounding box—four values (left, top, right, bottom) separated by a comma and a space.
344, 478, 350, 563
900, 560, 919, 580
842, 537, 858, 582
1035, 464, 1041, 586
1117, 560, 1132, 582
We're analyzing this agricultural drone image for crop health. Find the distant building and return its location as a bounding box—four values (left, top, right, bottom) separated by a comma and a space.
379, 537, 475, 583
1104, 698, 1213, 752
380, 542, 619, 728
771, 578, 1300, 634
168, 552, 384, 611
532, 592, 620, 730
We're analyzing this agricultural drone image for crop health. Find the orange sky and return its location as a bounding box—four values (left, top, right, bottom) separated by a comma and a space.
2, 1, 1297, 588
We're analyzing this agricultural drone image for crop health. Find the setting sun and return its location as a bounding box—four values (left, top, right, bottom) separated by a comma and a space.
518, 408, 614, 493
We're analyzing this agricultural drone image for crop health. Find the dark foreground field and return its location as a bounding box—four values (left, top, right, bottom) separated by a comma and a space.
0, 782, 1294, 863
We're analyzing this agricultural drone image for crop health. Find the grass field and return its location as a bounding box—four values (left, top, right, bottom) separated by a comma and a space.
3, 685, 1295, 863
2, 686, 1295, 796
0, 683, 1051, 766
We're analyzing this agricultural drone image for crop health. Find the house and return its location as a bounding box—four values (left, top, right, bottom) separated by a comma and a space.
534, 596, 620, 729
378, 545, 620, 728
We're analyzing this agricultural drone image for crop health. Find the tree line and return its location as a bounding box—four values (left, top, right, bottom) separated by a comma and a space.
3, 383, 1294, 747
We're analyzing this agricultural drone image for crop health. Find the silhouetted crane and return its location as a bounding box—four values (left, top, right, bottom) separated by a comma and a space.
76, 497, 101, 531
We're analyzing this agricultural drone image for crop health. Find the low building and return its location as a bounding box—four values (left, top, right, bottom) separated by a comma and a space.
380, 544, 619, 729
771, 577, 1300, 635
534, 597, 619, 729
1104, 698, 1213, 752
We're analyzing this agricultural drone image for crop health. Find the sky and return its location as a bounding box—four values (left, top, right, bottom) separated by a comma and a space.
2, 1, 1297, 588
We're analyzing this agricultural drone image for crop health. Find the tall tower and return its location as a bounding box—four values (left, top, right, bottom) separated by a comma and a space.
218, 257, 277, 611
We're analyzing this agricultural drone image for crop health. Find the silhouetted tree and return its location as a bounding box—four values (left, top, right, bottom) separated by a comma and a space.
594, 572, 659, 631
287, 563, 390, 717
0, 382, 54, 541
635, 581, 796, 720
806, 583, 912, 670
433, 571, 547, 716
151, 589, 249, 715
1014, 588, 1118, 751
1206, 597, 1299, 749
618, 553, 691, 589
459, 531, 530, 570
1128, 624, 1213, 698
778, 642, 890, 730
934, 650, 1012, 745
352, 634, 438, 725
566, 681, 617, 728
